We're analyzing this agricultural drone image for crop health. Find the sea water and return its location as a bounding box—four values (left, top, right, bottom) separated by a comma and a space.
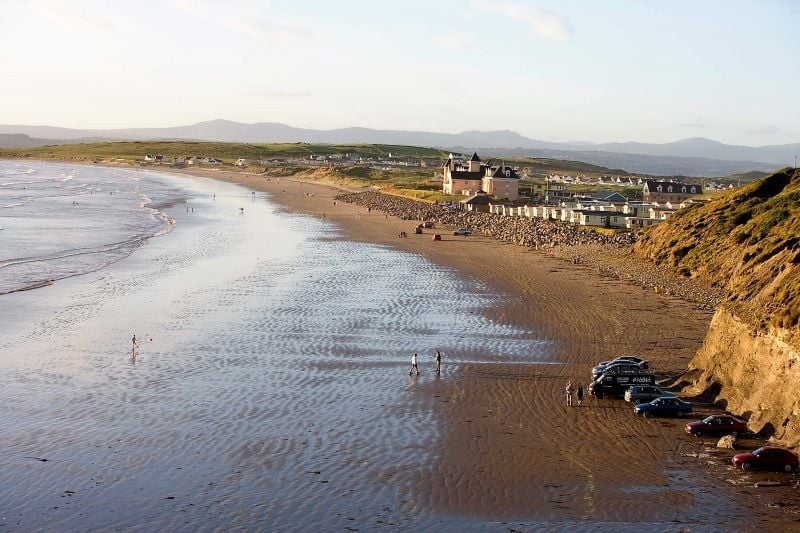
0, 161, 180, 294
0, 162, 552, 530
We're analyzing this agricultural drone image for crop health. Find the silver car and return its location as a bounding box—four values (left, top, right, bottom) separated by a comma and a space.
625, 385, 676, 404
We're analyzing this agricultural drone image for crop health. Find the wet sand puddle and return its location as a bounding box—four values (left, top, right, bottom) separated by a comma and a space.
0, 172, 552, 530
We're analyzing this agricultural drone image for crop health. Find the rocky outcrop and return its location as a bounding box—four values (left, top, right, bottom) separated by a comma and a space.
684, 308, 800, 447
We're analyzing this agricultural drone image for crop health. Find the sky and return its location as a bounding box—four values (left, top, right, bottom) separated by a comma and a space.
1, 0, 798, 145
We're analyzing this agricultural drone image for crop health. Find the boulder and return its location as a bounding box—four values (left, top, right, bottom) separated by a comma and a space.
717, 435, 738, 449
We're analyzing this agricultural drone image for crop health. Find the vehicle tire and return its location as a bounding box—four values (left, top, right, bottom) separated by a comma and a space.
695, 430, 703, 437
785, 464, 793, 473
643, 411, 650, 418
742, 462, 751, 471
632, 399, 640, 405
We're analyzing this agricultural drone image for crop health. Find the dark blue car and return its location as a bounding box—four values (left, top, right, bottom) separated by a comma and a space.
634, 396, 692, 418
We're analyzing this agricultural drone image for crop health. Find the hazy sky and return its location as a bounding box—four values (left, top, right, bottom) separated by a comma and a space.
2, 0, 798, 145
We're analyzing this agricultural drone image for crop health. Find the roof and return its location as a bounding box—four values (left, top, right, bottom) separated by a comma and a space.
573, 210, 628, 217
488, 165, 520, 179
470, 152, 481, 162
462, 192, 493, 204
593, 191, 628, 202
450, 170, 483, 180
645, 180, 702, 194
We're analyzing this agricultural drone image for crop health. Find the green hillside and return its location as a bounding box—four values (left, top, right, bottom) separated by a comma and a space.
0, 141, 447, 161
635, 167, 800, 329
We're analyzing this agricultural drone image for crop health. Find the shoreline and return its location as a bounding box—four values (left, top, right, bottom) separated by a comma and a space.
4, 160, 798, 525
156, 166, 800, 525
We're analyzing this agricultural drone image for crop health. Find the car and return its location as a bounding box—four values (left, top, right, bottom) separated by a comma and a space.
423, 221, 435, 228
685, 415, 748, 437
732, 447, 799, 472
453, 228, 472, 236
592, 362, 647, 379
597, 356, 649, 369
590, 372, 656, 398
633, 397, 693, 417
624, 385, 677, 404
592, 358, 648, 377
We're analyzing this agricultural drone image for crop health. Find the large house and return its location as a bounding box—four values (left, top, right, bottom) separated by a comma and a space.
442, 152, 520, 201
643, 180, 702, 203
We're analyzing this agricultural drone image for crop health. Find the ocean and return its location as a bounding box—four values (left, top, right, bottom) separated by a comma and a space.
0, 161, 182, 294
0, 162, 550, 530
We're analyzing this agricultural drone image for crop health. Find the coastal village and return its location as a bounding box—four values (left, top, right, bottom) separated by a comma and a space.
144, 149, 718, 232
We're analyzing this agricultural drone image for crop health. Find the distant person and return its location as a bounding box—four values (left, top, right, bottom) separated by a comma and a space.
566, 381, 575, 406
577, 383, 584, 406
409, 353, 419, 375
434, 350, 442, 373
131, 334, 138, 357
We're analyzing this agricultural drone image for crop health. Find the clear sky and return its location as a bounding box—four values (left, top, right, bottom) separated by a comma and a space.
2, 0, 798, 145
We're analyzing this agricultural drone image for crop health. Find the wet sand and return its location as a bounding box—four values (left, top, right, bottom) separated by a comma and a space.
3, 162, 799, 530
178, 167, 800, 528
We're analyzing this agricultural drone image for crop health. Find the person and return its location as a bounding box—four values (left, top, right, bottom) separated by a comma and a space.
576, 383, 584, 406
409, 353, 419, 375
131, 334, 138, 357
434, 350, 442, 373
565, 380, 575, 406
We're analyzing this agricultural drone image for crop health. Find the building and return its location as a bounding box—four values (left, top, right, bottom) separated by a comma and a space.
461, 190, 494, 212
442, 152, 520, 200
643, 180, 702, 203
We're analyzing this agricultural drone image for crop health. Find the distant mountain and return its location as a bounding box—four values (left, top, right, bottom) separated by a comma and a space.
0, 120, 795, 176
0, 133, 101, 148
449, 146, 777, 178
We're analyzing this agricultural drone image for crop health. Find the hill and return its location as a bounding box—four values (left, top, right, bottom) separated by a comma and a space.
0, 119, 794, 176
0, 141, 447, 162
634, 168, 800, 445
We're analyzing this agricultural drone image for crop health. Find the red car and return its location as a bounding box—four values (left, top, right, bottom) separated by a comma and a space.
685, 415, 748, 437
732, 447, 799, 472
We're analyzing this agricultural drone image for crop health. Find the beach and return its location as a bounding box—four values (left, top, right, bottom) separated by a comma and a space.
2, 162, 798, 530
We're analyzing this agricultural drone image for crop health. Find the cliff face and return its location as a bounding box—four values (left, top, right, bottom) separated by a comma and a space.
684, 309, 800, 446
634, 168, 800, 445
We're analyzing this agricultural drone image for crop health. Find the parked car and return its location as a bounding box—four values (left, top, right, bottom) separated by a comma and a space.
596, 356, 649, 370
624, 385, 676, 404
423, 221, 435, 228
732, 447, 799, 472
633, 397, 693, 417
685, 415, 748, 437
592, 362, 648, 379
590, 372, 656, 398
453, 228, 472, 236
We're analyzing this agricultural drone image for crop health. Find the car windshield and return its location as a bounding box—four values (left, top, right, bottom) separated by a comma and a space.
702, 416, 716, 423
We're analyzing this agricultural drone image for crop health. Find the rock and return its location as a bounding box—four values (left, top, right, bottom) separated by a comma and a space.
717, 435, 738, 449
754, 481, 787, 487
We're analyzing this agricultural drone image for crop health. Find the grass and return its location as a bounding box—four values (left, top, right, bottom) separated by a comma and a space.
634, 167, 800, 329
0, 141, 448, 162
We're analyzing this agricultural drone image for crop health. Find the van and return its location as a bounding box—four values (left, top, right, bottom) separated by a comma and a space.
591, 363, 648, 379
589, 372, 656, 398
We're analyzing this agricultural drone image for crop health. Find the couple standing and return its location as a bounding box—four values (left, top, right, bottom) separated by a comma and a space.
409, 351, 441, 375
566, 381, 584, 406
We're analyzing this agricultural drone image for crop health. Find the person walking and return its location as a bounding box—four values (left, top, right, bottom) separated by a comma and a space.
434, 350, 442, 373
576, 383, 584, 406
565, 380, 575, 406
409, 353, 419, 375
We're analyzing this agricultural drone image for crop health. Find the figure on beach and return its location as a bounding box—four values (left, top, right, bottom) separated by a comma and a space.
566, 380, 575, 406
576, 383, 584, 406
434, 350, 441, 373
409, 353, 419, 375
131, 334, 138, 359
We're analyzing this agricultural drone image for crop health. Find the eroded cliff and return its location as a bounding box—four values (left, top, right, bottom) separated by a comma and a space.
634, 168, 800, 445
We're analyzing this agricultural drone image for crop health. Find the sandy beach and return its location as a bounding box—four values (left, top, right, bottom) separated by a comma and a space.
170, 167, 800, 527
2, 162, 799, 530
